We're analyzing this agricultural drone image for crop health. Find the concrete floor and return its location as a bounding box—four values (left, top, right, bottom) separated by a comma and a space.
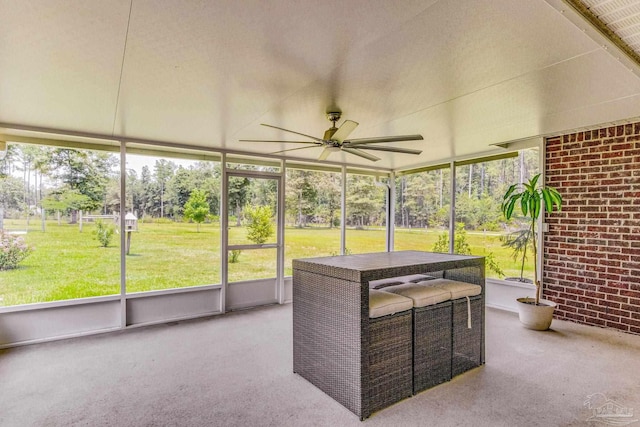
1, 305, 639, 426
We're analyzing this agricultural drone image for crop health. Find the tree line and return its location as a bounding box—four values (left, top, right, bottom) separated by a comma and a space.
395, 150, 538, 230
0, 144, 538, 231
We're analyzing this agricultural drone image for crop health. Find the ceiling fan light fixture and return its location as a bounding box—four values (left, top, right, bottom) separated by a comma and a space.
242, 111, 423, 162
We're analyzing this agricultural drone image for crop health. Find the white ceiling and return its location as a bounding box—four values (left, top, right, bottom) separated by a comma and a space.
1, 0, 640, 171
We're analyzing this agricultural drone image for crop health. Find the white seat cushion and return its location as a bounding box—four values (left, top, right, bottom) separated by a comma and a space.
369, 289, 413, 318
369, 274, 435, 289
383, 282, 451, 307
422, 279, 482, 299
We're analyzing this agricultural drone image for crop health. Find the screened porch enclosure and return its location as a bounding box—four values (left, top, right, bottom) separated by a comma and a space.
2, 0, 640, 345
0, 140, 542, 347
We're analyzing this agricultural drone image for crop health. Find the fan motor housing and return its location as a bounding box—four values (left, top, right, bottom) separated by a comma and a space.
326, 112, 341, 122
324, 112, 342, 142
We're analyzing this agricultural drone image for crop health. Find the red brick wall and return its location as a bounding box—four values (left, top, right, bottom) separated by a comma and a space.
544, 122, 640, 335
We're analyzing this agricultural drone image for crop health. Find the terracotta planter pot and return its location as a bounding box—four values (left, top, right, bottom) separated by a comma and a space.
516, 297, 557, 330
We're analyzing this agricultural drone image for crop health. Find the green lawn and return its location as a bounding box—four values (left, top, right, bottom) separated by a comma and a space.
0, 219, 532, 306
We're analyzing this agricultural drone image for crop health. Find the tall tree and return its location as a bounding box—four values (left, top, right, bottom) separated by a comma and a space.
0, 144, 19, 178
153, 159, 176, 218
14, 146, 39, 225
314, 172, 341, 228
139, 165, 153, 218
167, 166, 194, 218
125, 169, 144, 216
286, 170, 317, 227
41, 189, 94, 222
346, 175, 383, 227
228, 176, 250, 226
193, 162, 221, 217
0, 175, 24, 213
47, 148, 117, 222
104, 178, 121, 214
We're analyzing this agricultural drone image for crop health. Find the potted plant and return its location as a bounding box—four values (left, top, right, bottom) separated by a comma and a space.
501, 173, 562, 330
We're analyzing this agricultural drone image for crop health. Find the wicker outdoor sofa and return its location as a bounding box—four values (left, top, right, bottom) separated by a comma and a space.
292, 251, 485, 420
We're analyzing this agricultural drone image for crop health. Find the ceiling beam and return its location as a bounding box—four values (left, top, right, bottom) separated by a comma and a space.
562, 0, 640, 68
546, 0, 640, 79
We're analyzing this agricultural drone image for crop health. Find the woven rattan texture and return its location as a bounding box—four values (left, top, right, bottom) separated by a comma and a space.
445, 265, 486, 364
444, 266, 484, 286
451, 295, 483, 377
365, 310, 413, 418
293, 269, 363, 417
293, 252, 486, 419
413, 301, 453, 393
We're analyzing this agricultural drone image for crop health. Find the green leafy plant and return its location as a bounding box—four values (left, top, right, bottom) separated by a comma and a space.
330, 247, 352, 256
245, 205, 274, 244
0, 231, 33, 270
183, 189, 210, 232
433, 223, 504, 277
229, 249, 242, 263
501, 173, 562, 305
93, 219, 115, 248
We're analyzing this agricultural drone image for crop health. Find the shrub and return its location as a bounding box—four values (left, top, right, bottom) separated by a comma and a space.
481, 221, 501, 232
93, 220, 115, 247
183, 189, 210, 232
433, 223, 471, 255
230, 249, 242, 263
330, 247, 352, 256
245, 205, 274, 244
433, 223, 504, 277
0, 231, 33, 270
432, 232, 449, 254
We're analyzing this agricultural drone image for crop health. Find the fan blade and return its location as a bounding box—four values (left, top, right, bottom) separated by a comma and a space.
330, 120, 358, 143
318, 147, 332, 160
342, 147, 380, 162
346, 134, 424, 145
240, 139, 318, 144
261, 124, 323, 142
271, 146, 320, 155
349, 145, 422, 155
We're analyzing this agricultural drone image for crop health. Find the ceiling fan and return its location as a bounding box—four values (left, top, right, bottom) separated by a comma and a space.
239, 112, 423, 162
